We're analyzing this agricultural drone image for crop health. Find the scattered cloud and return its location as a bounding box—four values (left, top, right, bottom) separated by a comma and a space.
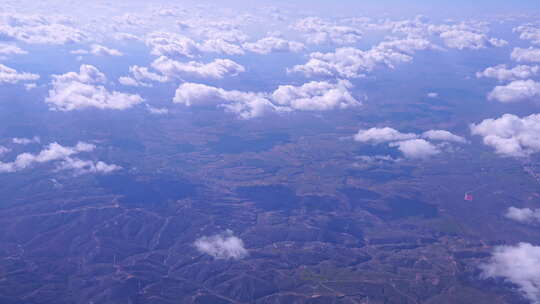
477, 65, 540, 82
271, 79, 361, 111
354, 127, 466, 159
0, 13, 86, 45
439, 30, 506, 50
389, 138, 440, 159
71, 44, 123, 57
0, 64, 39, 84
514, 24, 540, 45
354, 127, 417, 144
470, 113, 540, 158
173, 79, 361, 118
12, 136, 40, 145
0, 43, 27, 55
194, 230, 248, 260
146, 31, 244, 58
487, 80, 540, 103
512, 48, 540, 63
242, 36, 304, 54
427, 92, 439, 98
151, 56, 245, 79
480, 243, 540, 304
56, 157, 120, 175
46, 65, 144, 111
422, 130, 467, 143
292, 17, 362, 45
506, 207, 540, 224
146, 105, 169, 115
290, 37, 437, 78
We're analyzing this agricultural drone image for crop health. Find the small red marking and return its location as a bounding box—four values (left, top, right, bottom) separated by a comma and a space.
464, 193, 473, 201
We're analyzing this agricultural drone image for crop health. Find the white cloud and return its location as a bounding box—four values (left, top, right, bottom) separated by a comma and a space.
477, 65, 540, 82
480, 243, 540, 304
355, 127, 465, 159
146, 32, 244, 58
173, 79, 360, 118
514, 24, 540, 45
271, 79, 361, 111
422, 130, 467, 143
46, 65, 144, 111
470, 113, 540, 158
0, 141, 119, 175
173, 82, 276, 119
0, 142, 93, 173
242, 36, 304, 54
0, 64, 39, 84
389, 139, 440, 159
512, 48, 540, 63
487, 80, 540, 103
194, 230, 248, 260
439, 30, 504, 50
354, 127, 417, 144
290, 37, 436, 78
146, 105, 168, 115
56, 157, 120, 175
506, 207, 540, 224
427, 92, 439, 98
0, 146, 9, 155
151, 56, 245, 79
0, 13, 86, 45
0, 43, 27, 55
292, 17, 362, 45
71, 45, 122, 56
12, 136, 40, 145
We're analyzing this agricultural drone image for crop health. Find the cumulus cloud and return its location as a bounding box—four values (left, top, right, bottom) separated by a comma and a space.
487, 80, 540, 103
389, 139, 440, 159
477, 65, 540, 82
512, 48, 540, 63
0, 43, 27, 55
146, 105, 168, 115
173, 79, 361, 118
173, 82, 276, 119
72, 44, 123, 57
354, 127, 417, 144
514, 24, 540, 45
439, 30, 503, 50
0, 141, 119, 174
242, 36, 304, 54
151, 56, 245, 79
0, 64, 39, 84
12, 136, 40, 145
46, 65, 144, 111
427, 92, 438, 98
422, 130, 467, 143
271, 79, 361, 111
0, 142, 87, 172
57, 157, 120, 175
146, 32, 244, 58
470, 113, 540, 157
506, 207, 540, 224
0, 146, 9, 155
290, 37, 437, 78
292, 17, 362, 45
480, 243, 540, 304
354, 127, 465, 159
0, 13, 86, 45
194, 230, 248, 260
